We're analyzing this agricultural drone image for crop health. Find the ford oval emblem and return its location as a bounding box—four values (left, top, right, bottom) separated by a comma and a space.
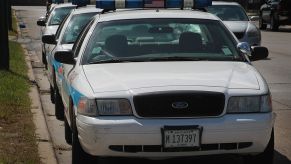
172, 101, 189, 109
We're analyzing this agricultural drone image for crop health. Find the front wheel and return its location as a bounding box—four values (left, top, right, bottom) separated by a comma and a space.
270, 14, 279, 31
259, 14, 267, 30
243, 129, 274, 164
50, 85, 55, 104
64, 118, 72, 145
55, 88, 64, 120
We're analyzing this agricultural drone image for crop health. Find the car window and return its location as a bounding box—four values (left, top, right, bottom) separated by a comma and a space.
48, 7, 75, 26
206, 5, 249, 21
61, 13, 97, 44
82, 18, 240, 64
73, 19, 95, 58
55, 13, 70, 41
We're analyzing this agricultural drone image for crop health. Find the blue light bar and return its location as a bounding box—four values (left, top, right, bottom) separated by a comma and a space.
72, 0, 95, 6
195, 0, 211, 8
52, 0, 72, 3
96, 0, 211, 9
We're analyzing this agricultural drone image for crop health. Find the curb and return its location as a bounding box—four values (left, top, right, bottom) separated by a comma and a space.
13, 9, 58, 164
25, 49, 58, 164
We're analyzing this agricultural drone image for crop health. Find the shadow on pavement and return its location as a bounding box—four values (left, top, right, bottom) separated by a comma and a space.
275, 150, 291, 164
262, 26, 291, 33
99, 154, 243, 164
97, 151, 291, 164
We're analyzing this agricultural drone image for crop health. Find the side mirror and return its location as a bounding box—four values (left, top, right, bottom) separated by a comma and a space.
250, 46, 269, 61
250, 16, 259, 21
54, 50, 75, 65
237, 42, 251, 56
42, 34, 57, 45
37, 17, 46, 26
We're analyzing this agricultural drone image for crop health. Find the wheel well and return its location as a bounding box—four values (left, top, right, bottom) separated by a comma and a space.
68, 96, 76, 132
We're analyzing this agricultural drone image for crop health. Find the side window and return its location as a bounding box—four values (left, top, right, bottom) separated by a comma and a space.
55, 14, 70, 41
73, 19, 95, 57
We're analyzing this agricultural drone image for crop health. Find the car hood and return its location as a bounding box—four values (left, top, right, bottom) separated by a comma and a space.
83, 62, 260, 93
223, 21, 249, 33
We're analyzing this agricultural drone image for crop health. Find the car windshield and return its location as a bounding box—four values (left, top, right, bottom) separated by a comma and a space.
83, 18, 241, 64
48, 7, 75, 26
207, 5, 249, 21
61, 13, 97, 44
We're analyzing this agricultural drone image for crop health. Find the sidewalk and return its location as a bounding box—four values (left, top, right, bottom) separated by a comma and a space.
11, 10, 58, 164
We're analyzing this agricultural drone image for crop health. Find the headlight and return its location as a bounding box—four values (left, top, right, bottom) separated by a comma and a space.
97, 99, 132, 116
77, 97, 98, 117
77, 98, 133, 116
227, 95, 272, 113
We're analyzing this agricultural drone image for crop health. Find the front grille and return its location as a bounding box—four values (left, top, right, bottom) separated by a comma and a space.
133, 92, 225, 117
109, 142, 252, 153
234, 32, 245, 39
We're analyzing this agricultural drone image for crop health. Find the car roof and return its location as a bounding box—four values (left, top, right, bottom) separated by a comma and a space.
98, 9, 220, 22
211, 1, 241, 6
71, 6, 103, 15
53, 3, 77, 9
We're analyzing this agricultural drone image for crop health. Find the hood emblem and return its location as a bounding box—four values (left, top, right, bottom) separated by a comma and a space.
172, 101, 189, 109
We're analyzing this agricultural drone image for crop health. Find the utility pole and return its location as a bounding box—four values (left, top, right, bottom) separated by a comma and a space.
0, 0, 10, 70
8, 0, 12, 31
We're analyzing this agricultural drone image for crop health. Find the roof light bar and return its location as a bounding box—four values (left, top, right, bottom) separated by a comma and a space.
72, 0, 95, 6
95, 0, 212, 9
52, 0, 72, 3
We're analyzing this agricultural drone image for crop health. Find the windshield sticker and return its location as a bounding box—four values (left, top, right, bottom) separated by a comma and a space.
222, 47, 232, 56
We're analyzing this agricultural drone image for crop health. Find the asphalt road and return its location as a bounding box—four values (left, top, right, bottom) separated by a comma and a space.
13, 6, 291, 164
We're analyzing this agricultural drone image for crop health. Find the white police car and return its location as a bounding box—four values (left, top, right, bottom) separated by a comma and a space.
42, 6, 100, 120
54, 0, 275, 163
206, 1, 261, 46
37, 3, 76, 68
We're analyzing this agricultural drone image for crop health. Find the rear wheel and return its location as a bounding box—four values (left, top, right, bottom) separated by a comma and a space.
243, 129, 274, 164
55, 88, 64, 120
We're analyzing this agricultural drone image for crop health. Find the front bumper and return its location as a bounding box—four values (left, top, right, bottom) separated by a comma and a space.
76, 113, 275, 158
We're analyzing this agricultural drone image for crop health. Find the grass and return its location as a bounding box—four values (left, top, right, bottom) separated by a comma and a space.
0, 41, 40, 163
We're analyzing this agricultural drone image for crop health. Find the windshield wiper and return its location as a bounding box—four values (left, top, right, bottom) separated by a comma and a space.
146, 56, 208, 61
89, 58, 134, 64
65, 41, 75, 44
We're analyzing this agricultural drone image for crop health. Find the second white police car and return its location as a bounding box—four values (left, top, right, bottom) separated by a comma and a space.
53, 0, 275, 163
42, 6, 100, 120
37, 3, 76, 67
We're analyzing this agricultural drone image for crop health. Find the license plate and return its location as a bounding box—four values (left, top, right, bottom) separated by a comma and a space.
162, 126, 201, 148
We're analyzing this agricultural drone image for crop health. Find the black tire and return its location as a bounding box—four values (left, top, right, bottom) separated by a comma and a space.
50, 85, 55, 104
270, 14, 279, 31
64, 118, 72, 145
55, 88, 64, 120
42, 51, 47, 65
259, 14, 267, 30
71, 107, 98, 164
243, 129, 274, 164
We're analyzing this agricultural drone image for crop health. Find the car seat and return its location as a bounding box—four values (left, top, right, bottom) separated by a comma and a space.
179, 32, 203, 52
104, 35, 128, 57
